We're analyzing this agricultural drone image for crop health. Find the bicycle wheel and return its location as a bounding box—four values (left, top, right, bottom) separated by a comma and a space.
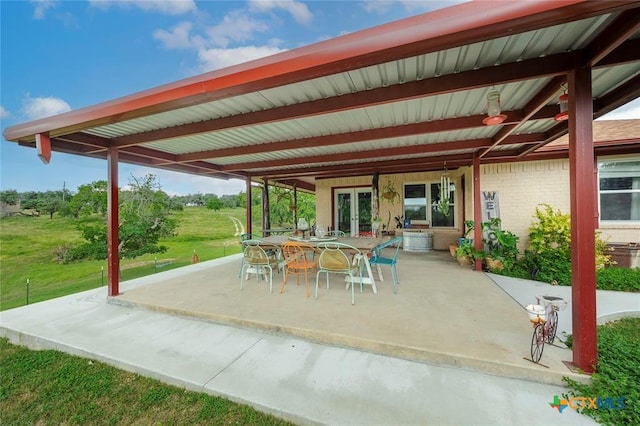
546, 310, 558, 344
531, 323, 545, 363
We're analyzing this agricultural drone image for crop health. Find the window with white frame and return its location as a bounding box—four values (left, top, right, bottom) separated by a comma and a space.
599, 159, 640, 222
403, 182, 455, 227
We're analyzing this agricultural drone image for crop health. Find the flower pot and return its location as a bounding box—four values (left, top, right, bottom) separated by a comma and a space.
457, 255, 473, 268
449, 244, 458, 257
485, 256, 504, 271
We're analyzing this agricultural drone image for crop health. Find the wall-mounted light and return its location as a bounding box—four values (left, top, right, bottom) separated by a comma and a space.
554, 84, 569, 121
482, 89, 507, 125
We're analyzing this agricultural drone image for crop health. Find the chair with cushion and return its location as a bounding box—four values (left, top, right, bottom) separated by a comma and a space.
369, 236, 402, 293
239, 240, 280, 293
315, 242, 363, 305
280, 242, 318, 297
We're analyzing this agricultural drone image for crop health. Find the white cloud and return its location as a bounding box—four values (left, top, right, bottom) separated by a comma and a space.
206, 11, 270, 48
31, 0, 56, 19
89, 0, 197, 15
597, 98, 640, 120
197, 45, 287, 72
249, 0, 313, 25
0, 106, 10, 119
154, 21, 196, 49
21, 95, 71, 120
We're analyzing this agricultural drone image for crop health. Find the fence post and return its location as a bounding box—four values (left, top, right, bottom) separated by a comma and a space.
26, 278, 30, 305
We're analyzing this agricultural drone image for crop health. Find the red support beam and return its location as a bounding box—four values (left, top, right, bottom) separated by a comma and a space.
473, 154, 483, 271
568, 67, 597, 373
107, 145, 120, 296
246, 175, 252, 235
35, 133, 51, 164
262, 179, 270, 237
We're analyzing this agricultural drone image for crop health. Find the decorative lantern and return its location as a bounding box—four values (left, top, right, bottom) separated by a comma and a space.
482, 89, 507, 125
554, 89, 569, 121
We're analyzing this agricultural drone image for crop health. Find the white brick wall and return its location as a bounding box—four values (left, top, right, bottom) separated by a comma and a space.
314, 157, 640, 250
478, 159, 570, 250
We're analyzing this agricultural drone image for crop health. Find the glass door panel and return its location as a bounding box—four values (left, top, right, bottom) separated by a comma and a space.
334, 188, 372, 236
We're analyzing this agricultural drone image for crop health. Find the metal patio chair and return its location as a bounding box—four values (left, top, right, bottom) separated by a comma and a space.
368, 236, 402, 293
315, 242, 363, 305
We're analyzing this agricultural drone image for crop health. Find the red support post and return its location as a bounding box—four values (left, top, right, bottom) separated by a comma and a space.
568, 67, 598, 373
473, 154, 483, 271
245, 175, 252, 235
107, 145, 120, 296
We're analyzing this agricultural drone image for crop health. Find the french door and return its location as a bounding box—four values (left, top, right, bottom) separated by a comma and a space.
334, 188, 373, 236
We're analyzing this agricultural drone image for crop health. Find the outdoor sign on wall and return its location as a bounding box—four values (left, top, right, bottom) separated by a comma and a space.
482, 191, 500, 222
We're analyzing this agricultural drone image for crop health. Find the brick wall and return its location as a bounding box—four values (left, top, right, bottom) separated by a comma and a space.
478, 159, 570, 250
314, 157, 639, 251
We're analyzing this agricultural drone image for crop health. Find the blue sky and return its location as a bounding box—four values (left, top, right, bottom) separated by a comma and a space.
1, 0, 639, 197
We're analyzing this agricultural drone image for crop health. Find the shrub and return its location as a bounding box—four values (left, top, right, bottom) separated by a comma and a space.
597, 268, 640, 293
563, 318, 640, 425
518, 204, 612, 286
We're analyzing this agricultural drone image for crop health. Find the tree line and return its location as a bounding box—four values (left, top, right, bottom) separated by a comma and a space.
1, 176, 315, 263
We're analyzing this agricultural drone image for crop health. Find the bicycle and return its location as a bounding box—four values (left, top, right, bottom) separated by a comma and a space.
525, 295, 567, 363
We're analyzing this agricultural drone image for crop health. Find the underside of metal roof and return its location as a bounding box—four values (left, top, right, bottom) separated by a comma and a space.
4, 0, 640, 192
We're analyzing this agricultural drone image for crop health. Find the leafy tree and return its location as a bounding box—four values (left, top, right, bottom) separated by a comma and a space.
0, 189, 19, 205
68, 175, 176, 261
39, 191, 62, 219
20, 191, 41, 211
220, 194, 239, 208
206, 195, 223, 211
62, 181, 108, 218
237, 191, 247, 208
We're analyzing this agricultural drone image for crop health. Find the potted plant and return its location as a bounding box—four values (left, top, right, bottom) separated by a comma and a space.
455, 241, 484, 268
381, 178, 400, 205
483, 219, 519, 271
371, 216, 383, 236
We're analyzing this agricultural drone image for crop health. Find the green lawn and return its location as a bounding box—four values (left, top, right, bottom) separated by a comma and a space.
0, 338, 294, 426
0, 207, 252, 311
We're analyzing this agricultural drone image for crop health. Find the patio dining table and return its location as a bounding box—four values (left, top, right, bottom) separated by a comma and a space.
259, 235, 391, 293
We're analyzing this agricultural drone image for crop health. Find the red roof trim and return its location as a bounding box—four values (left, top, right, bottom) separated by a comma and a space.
7, 0, 636, 143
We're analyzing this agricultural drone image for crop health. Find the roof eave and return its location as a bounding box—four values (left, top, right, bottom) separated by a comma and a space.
4, 0, 635, 143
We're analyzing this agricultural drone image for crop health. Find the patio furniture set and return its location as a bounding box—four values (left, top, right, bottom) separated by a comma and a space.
239, 233, 402, 305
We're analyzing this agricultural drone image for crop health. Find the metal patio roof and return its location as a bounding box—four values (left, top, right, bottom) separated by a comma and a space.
4, 0, 640, 193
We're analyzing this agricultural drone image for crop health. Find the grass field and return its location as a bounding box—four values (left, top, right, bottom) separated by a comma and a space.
0, 337, 293, 425
0, 207, 253, 311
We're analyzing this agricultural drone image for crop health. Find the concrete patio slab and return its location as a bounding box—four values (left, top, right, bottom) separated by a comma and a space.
108, 251, 584, 386
1, 274, 597, 425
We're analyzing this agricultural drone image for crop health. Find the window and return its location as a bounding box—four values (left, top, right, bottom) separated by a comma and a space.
403, 184, 427, 221
599, 160, 640, 222
430, 182, 455, 227
403, 182, 455, 227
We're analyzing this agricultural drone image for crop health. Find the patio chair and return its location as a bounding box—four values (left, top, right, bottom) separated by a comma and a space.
238, 234, 280, 278
369, 236, 402, 294
240, 233, 259, 241
239, 240, 280, 293
315, 242, 363, 305
280, 242, 319, 297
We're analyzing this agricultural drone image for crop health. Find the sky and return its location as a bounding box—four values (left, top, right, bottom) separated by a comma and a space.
1, 0, 639, 197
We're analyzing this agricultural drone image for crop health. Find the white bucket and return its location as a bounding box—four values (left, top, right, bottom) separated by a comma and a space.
525, 304, 546, 322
